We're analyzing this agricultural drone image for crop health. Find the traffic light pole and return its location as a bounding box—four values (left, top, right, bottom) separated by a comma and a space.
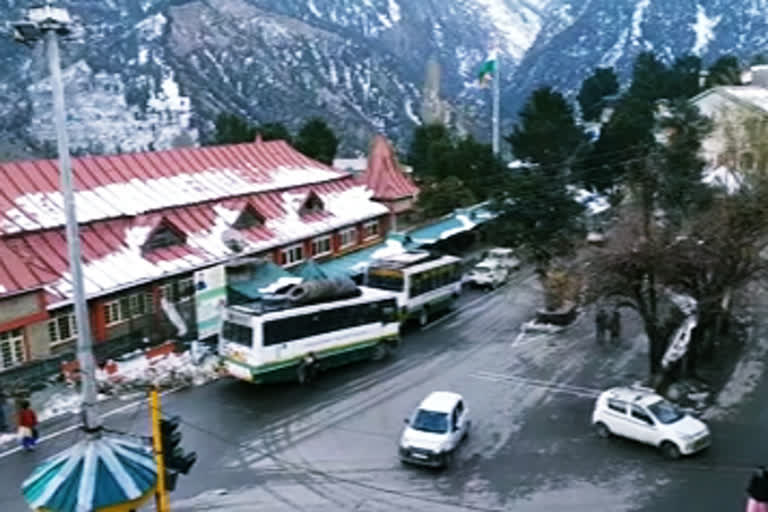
150, 388, 170, 512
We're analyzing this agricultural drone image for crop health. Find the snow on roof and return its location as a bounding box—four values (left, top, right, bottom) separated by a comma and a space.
419, 391, 463, 413
0, 142, 389, 306
698, 86, 768, 115
0, 141, 344, 234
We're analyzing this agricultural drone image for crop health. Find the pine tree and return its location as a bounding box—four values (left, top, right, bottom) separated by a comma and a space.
294, 118, 339, 165
577, 67, 619, 122
213, 113, 256, 145
506, 86, 588, 172
706, 55, 742, 87
257, 122, 292, 143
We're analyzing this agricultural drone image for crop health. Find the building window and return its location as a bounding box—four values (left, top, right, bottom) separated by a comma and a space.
312, 236, 332, 257
299, 192, 325, 216
48, 312, 78, 346
281, 244, 304, 266
142, 223, 185, 252
104, 300, 122, 326
363, 220, 380, 240
233, 206, 265, 230
161, 278, 194, 304
0, 328, 25, 370
339, 227, 358, 249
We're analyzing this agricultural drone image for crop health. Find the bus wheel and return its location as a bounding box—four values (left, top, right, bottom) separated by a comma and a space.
297, 355, 317, 384
418, 308, 429, 327
371, 343, 390, 361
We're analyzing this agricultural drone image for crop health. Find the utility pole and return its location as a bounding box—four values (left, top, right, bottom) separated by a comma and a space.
150, 388, 170, 512
492, 52, 500, 156
11, 1, 100, 432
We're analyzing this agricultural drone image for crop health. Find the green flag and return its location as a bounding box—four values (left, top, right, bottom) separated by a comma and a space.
477, 50, 498, 87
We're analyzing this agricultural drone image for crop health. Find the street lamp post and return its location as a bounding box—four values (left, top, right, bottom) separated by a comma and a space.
11, 1, 100, 433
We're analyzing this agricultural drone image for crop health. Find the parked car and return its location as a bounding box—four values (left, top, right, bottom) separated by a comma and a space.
485, 247, 521, 272
466, 260, 507, 289
591, 385, 711, 459
399, 391, 471, 468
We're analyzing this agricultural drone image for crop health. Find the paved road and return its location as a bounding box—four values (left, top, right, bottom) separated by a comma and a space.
1, 271, 766, 511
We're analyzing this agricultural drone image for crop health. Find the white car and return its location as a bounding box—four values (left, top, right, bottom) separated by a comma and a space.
591, 385, 711, 459
485, 247, 521, 272
399, 391, 471, 468
466, 261, 507, 289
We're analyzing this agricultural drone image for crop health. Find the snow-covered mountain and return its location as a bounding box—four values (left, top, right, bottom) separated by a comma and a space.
0, 0, 766, 157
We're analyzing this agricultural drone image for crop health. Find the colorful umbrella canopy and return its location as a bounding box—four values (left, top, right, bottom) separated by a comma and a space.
22, 435, 156, 512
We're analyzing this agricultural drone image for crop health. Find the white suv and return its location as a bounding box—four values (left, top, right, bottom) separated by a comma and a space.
591, 385, 711, 459
399, 391, 471, 468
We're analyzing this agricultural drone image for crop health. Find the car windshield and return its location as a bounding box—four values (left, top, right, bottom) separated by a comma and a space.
474, 266, 492, 274
648, 399, 685, 424
411, 409, 449, 434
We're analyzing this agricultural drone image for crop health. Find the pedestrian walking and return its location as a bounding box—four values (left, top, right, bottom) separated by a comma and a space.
610, 309, 622, 345
595, 308, 608, 346
747, 466, 768, 512
17, 400, 38, 451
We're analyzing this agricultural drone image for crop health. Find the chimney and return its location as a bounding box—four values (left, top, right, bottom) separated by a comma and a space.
751, 65, 768, 88
254, 133, 263, 144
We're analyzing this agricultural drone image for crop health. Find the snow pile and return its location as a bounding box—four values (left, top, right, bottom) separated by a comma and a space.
96, 349, 222, 393
521, 320, 568, 334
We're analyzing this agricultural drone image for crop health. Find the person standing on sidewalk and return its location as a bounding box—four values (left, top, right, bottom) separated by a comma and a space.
17, 400, 38, 451
610, 309, 622, 346
595, 308, 608, 346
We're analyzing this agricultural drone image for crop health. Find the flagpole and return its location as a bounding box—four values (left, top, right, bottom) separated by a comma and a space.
492, 53, 500, 156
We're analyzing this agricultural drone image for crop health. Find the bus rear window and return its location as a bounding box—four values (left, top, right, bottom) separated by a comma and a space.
367, 269, 404, 291
222, 321, 253, 347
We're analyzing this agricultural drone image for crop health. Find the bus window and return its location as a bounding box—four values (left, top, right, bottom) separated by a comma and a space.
222, 321, 253, 347
368, 269, 405, 291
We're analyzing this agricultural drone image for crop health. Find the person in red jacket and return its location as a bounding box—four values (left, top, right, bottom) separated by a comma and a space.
18, 400, 38, 451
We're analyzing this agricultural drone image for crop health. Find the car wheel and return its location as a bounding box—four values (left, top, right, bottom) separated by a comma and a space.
594, 422, 611, 439
661, 441, 681, 460
442, 450, 454, 469
418, 308, 429, 327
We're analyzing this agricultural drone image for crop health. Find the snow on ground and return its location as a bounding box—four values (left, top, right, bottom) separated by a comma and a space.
630, 0, 651, 45
0, 348, 222, 447
691, 4, 721, 56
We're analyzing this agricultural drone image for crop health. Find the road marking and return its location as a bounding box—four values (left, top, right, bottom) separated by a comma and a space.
0, 386, 183, 460
470, 370, 602, 399
423, 273, 529, 331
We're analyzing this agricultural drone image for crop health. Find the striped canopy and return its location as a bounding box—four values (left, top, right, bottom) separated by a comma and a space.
22, 436, 157, 512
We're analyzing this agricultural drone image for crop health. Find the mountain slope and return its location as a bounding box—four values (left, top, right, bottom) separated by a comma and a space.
0, 0, 767, 158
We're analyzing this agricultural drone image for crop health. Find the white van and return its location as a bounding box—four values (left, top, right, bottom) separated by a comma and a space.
485, 248, 520, 272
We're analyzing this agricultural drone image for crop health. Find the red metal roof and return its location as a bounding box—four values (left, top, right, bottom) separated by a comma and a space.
0, 142, 389, 306
0, 140, 346, 234
358, 135, 419, 202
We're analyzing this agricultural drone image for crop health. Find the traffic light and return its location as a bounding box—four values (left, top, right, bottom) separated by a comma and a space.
158, 415, 197, 491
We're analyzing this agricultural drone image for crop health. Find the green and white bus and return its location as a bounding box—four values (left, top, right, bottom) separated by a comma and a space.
219, 285, 400, 384
365, 252, 463, 326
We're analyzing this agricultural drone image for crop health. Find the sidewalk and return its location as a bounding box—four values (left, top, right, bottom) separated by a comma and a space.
0, 347, 222, 450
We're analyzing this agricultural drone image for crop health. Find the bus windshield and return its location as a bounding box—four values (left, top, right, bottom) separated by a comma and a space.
367, 269, 404, 291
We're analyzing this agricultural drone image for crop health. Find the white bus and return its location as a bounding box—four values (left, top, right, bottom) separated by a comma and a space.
365, 252, 463, 326
219, 285, 400, 384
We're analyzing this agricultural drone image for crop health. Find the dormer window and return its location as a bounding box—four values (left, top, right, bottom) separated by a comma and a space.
299, 191, 324, 216
142, 220, 185, 253
233, 205, 265, 230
